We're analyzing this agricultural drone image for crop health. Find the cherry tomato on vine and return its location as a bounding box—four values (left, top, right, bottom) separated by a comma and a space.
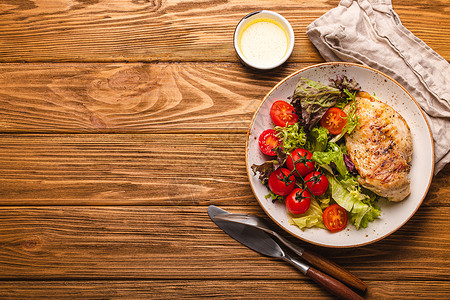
258, 129, 281, 156
286, 148, 315, 178
323, 204, 348, 232
270, 101, 298, 127
285, 188, 311, 215
320, 107, 347, 135
268, 168, 296, 196
304, 171, 329, 196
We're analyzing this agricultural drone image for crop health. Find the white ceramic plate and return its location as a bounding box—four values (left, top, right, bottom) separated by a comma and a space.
246, 62, 434, 248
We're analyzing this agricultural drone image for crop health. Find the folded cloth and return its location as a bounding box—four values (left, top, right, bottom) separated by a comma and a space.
306, 0, 450, 174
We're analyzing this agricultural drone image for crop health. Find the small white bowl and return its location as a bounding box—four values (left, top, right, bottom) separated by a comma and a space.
234, 10, 295, 70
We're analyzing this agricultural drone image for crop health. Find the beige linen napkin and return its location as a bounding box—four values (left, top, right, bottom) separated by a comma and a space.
307, 0, 450, 174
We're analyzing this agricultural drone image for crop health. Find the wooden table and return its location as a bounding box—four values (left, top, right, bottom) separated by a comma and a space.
0, 1, 448, 299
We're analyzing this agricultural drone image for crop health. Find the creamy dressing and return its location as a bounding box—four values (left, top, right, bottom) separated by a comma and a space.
239, 19, 289, 68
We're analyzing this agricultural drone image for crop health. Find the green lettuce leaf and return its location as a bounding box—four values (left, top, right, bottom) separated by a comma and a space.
326, 175, 381, 229
316, 193, 331, 210
312, 142, 348, 177
290, 197, 326, 230
306, 126, 329, 153
265, 190, 284, 203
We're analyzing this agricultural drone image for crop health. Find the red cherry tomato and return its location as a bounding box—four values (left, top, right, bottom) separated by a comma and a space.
323, 204, 348, 232
286, 148, 315, 178
304, 171, 329, 196
320, 107, 347, 135
268, 168, 296, 196
258, 129, 281, 156
285, 188, 311, 215
270, 101, 298, 127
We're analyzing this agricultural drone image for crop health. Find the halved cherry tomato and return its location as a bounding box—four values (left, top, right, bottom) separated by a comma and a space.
323, 204, 348, 232
285, 188, 311, 215
258, 129, 281, 156
268, 168, 296, 196
304, 171, 329, 196
320, 107, 347, 135
270, 101, 298, 127
286, 148, 315, 178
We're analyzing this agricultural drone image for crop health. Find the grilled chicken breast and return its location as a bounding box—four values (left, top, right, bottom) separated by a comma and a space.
344, 92, 413, 201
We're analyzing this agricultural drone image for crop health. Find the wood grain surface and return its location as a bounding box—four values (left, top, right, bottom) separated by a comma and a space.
2, 280, 449, 299
0, 63, 299, 133
0, 206, 449, 280
0, 0, 448, 62
0, 0, 449, 299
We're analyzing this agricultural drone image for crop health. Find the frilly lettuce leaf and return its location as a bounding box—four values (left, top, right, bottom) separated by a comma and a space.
330, 75, 361, 101
251, 160, 277, 183
291, 78, 341, 131
274, 123, 307, 153
265, 189, 284, 203
251, 148, 287, 184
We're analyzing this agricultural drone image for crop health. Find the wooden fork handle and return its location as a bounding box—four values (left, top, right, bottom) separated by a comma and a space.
302, 249, 367, 293
307, 267, 364, 300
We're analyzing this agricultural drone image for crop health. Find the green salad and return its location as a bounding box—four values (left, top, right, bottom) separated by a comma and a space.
252, 76, 381, 232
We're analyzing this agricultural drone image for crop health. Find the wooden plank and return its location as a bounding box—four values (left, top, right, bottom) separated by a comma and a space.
1, 280, 449, 299
0, 1, 448, 62
0, 133, 251, 205
0, 62, 449, 137
0, 206, 448, 280
0, 134, 447, 206
0, 63, 307, 133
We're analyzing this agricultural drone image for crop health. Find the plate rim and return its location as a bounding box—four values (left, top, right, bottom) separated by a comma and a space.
245, 61, 435, 248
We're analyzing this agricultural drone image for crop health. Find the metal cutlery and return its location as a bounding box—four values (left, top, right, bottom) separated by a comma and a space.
207, 205, 364, 300
212, 210, 367, 293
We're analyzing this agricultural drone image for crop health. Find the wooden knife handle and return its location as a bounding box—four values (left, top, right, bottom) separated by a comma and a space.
307, 267, 364, 300
302, 249, 367, 293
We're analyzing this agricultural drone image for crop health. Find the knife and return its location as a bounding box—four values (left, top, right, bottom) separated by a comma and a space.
212, 211, 367, 293
208, 205, 364, 300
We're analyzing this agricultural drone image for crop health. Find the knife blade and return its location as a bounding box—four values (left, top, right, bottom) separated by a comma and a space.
207, 205, 364, 300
